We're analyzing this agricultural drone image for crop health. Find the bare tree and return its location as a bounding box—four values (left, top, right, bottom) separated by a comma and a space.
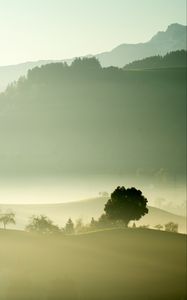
0, 212, 16, 229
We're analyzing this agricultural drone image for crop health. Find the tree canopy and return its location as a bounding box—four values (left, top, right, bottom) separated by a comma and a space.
104, 186, 148, 226
124, 50, 186, 70
0, 54, 185, 179
26, 215, 60, 234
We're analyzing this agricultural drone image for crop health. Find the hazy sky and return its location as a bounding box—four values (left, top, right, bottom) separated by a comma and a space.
0, 0, 186, 65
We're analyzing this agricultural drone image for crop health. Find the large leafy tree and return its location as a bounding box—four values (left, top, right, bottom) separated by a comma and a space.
104, 186, 148, 226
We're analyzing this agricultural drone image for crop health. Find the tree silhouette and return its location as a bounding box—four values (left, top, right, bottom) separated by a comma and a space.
0, 212, 16, 229
104, 186, 148, 226
65, 218, 74, 234
90, 217, 97, 229
75, 218, 84, 233
71, 57, 101, 71
124, 50, 186, 70
132, 222, 136, 228
165, 222, 178, 233
26, 215, 60, 234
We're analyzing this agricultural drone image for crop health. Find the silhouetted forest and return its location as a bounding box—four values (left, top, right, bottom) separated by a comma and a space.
0, 55, 186, 177
124, 50, 186, 70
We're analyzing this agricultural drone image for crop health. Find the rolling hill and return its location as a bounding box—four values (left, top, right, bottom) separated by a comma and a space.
0, 228, 186, 300
0, 197, 186, 232
0, 23, 186, 92
0, 57, 186, 180
123, 50, 187, 70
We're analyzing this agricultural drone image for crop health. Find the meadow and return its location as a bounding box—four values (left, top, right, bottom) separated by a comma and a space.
0, 228, 186, 300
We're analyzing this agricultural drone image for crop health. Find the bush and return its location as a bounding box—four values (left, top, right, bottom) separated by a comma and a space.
165, 222, 178, 233
26, 215, 60, 234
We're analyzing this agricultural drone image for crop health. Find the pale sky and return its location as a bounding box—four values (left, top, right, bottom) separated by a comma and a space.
0, 0, 186, 66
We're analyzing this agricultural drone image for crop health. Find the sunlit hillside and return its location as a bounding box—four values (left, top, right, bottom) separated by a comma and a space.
0, 228, 186, 300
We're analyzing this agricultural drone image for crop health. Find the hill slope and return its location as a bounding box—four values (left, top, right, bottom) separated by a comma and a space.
0, 23, 186, 92
0, 198, 186, 232
124, 50, 187, 70
0, 60, 61, 93
0, 59, 186, 179
0, 228, 186, 300
96, 23, 187, 67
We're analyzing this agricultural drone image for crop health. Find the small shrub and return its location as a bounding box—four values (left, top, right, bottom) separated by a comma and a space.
165, 222, 178, 233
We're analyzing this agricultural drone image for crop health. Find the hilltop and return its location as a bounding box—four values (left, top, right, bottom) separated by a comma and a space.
0, 227, 186, 300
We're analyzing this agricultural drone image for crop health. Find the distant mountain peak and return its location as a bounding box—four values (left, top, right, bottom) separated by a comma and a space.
150, 23, 186, 43
0, 23, 186, 91
167, 23, 186, 30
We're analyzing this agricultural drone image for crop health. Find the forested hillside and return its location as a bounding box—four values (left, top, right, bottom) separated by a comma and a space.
0, 23, 186, 92
124, 50, 186, 70
0, 57, 186, 178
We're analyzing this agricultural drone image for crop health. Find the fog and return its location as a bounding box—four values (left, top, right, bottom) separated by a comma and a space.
0, 229, 186, 300
0, 2, 186, 299
0, 175, 185, 215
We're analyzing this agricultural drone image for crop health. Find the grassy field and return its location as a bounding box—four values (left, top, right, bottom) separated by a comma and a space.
0, 228, 186, 300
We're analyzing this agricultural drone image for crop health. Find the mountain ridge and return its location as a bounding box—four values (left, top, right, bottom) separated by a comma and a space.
96, 23, 186, 67
0, 23, 186, 92
123, 50, 186, 70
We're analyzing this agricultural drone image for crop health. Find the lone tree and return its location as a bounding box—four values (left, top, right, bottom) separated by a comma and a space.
90, 217, 97, 229
0, 212, 16, 229
104, 186, 148, 226
26, 215, 60, 234
65, 218, 74, 234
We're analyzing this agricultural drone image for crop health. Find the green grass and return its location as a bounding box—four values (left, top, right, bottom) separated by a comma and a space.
0, 228, 186, 300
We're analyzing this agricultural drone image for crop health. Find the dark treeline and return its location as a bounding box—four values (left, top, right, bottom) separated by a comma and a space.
0, 55, 186, 177
124, 50, 187, 70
